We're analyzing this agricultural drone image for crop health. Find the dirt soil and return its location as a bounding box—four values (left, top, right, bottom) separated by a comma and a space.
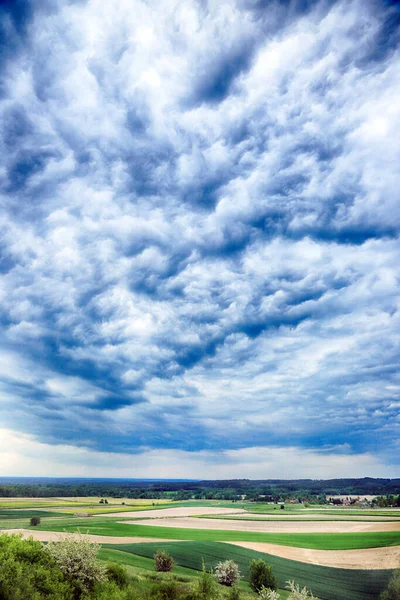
124, 517, 400, 533
99, 507, 247, 518
227, 541, 400, 570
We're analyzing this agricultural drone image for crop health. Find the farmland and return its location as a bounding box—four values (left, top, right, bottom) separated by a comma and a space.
0, 498, 399, 599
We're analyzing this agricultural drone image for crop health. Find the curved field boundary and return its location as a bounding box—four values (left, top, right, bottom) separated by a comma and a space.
126, 516, 400, 533
105, 541, 394, 600
27, 518, 400, 548
228, 541, 400, 569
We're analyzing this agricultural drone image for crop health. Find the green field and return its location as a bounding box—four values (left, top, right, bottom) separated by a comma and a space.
104, 541, 394, 600
0, 509, 71, 520
0, 499, 398, 600
30, 516, 400, 549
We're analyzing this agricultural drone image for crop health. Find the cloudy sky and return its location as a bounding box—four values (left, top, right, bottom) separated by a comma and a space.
0, 0, 399, 479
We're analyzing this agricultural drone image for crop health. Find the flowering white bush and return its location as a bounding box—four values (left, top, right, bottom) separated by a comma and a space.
44, 533, 106, 593
258, 586, 281, 600
214, 560, 241, 586
286, 580, 319, 600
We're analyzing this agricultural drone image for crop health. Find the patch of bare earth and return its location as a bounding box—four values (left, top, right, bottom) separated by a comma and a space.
99, 507, 247, 518
121, 517, 400, 533
1, 529, 178, 544
227, 541, 400, 570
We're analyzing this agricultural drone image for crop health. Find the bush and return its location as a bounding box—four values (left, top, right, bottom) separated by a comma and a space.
152, 580, 182, 600
45, 533, 106, 597
286, 580, 319, 600
249, 559, 277, 593
226, 585, 241, 600
154, 549, 174, 572
214, 560, 240, 586
381, 570, 400, 600
193, 563, 220, 600
106, 562, 129, 587
259, 587, 280, 600
0, 533, 72, 600
30, 516, 41, 526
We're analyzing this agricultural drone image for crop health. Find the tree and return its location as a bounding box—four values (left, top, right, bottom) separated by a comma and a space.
154, 549, 174, 572
214, 560, 241, 586
30, 516, 41, 526
45, 533, 106, 597
249, 559, 277, 593
381, 570, 400, 600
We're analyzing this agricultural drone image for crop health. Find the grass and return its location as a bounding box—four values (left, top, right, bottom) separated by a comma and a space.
0, 509, 70, 520
104, 541, 394, 600
34, 517, 400, 549
98, 547, 198, 578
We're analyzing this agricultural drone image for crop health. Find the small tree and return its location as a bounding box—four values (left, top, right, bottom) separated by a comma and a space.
154, 549, 174, 572
45, 533, 106, 597
381, 570, 400, 600
215, 560, 241, 586
30, 516, 41, 526
249, 559, 277, 593
286, 581, 319, 600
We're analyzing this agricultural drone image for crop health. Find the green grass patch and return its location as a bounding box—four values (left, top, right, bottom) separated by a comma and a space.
0, 509, 70, 520
106, 541, 393, 600
35, 517, 400, 549
98, 547, 198, 578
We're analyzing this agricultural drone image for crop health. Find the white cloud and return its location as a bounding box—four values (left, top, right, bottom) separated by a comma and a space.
0, 0, 399, 473
0, 427, 396, 479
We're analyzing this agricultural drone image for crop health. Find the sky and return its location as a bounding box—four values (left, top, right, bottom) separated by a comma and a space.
0, 0, 399, 480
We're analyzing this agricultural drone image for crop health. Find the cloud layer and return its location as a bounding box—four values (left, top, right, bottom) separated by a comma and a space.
0, 0, 399, 476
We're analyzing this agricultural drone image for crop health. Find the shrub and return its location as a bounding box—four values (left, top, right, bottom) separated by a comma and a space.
286, 580, 319, 600
259, 587, 280, 600
249, 559, 277, 593
226, 585, 241, 600
193, 562, 220, 600
154, 549, 175, 572
381, 570, 400, 600
106, 562, 129, 587
45, 532, 106, 597
152, 580, 182, 600
0, 533, 71, 600
214, 560, 240, 586
30, 516, 41, 526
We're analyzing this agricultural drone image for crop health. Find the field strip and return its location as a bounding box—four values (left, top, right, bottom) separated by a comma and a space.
227, 541, 400, 570
121, 517, 400, 533
1, 528, 181, 544
201, 514, 400, 521
98, 507, 247, 518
